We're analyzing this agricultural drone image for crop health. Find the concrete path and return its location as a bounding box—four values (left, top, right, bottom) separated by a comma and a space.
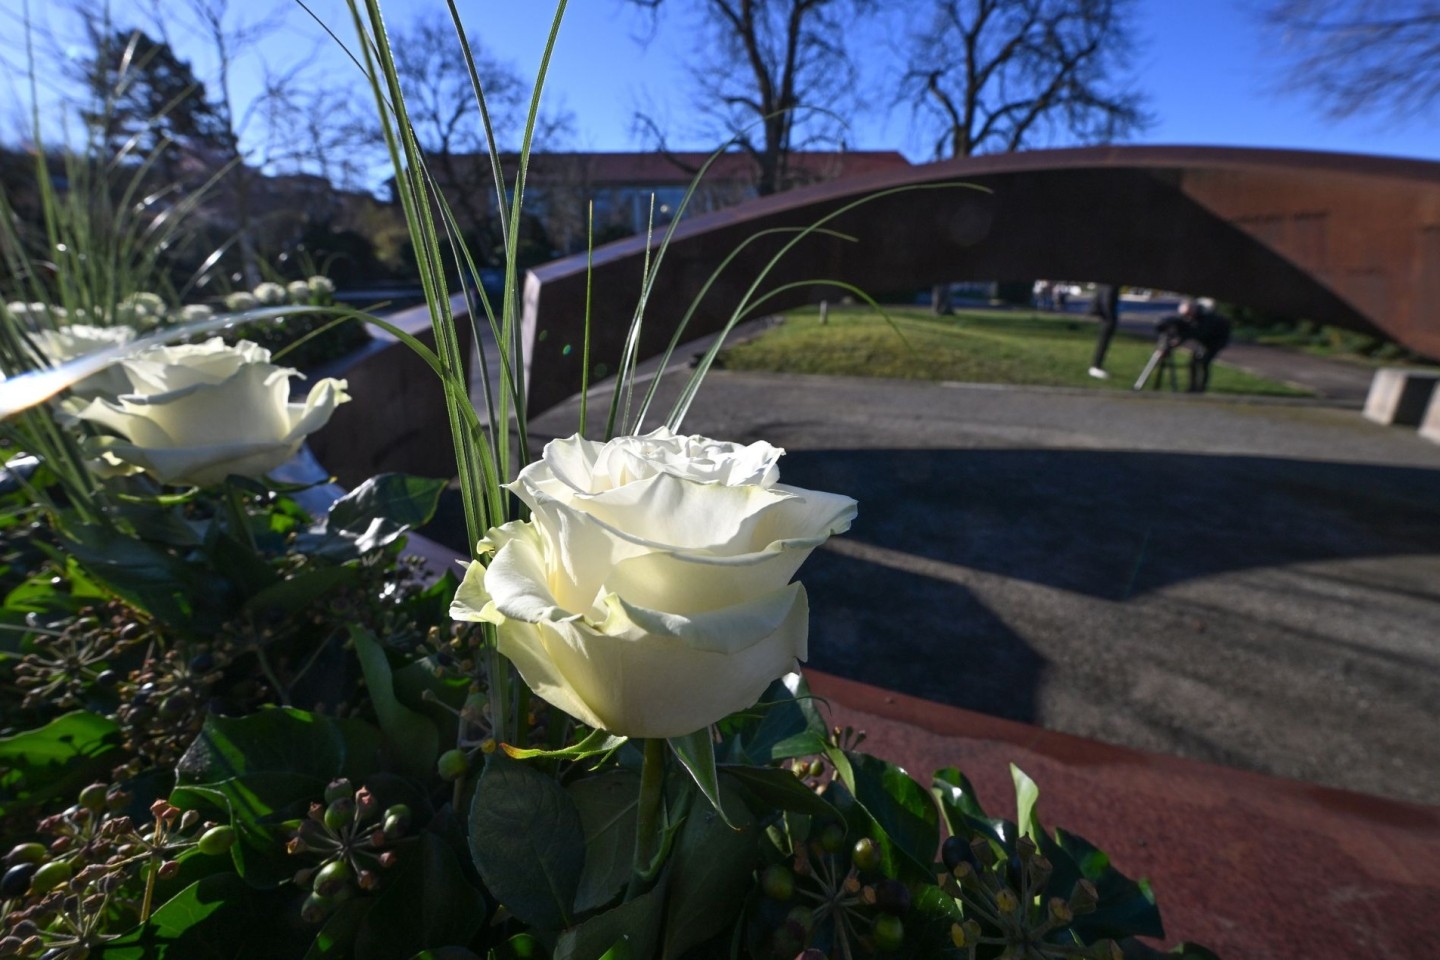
530, 370, 1440, 806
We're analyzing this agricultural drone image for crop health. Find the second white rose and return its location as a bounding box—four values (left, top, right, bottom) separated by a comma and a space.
73, 338, 349, 487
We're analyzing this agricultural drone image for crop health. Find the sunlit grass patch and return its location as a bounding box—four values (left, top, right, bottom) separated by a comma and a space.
718, 304, 1312, 397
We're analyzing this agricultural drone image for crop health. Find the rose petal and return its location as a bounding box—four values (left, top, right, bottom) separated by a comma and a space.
497, 586, 809, 738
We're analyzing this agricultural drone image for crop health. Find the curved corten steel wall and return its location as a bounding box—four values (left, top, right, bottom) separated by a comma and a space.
521, 145, 1440, 415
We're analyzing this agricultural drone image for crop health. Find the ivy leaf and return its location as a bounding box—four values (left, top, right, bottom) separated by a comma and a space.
828, 751, 938, 883
1053, 827, 1165, 941
302, 474, 447, 560
660, 778, 756, 960
1011, 763, 1041, 844
351, 627, 439, 779
719, 765, 837, 820
0, 711, 120, 818
932, 767, 1008, 847
354, 834, 488, 960
553, 873, 666, 960
568, 770, 640, 913
468, 753, 584, 931
96, 873, 305, 959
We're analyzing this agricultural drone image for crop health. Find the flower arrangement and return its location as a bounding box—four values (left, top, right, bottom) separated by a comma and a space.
0, 3, 1215, 959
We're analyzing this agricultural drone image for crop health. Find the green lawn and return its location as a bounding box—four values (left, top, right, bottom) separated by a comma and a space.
716, 305, 1312, 397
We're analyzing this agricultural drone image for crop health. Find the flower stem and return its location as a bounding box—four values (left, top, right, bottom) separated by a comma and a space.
629, 737, 666, 896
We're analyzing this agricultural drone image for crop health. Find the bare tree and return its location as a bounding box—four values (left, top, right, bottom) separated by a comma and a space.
629, 0, 878, 197
1259, 0, 1440, 121
903, 0, 1149, 161
901, 0, 1149, 312
390, 16, 573, 262
139, 0, 380, 285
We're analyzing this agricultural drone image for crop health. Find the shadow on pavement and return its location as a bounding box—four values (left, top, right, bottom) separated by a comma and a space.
778, 448, 1440, 601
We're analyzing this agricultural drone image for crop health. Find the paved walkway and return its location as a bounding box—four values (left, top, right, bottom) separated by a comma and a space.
529, 364, 1440, 808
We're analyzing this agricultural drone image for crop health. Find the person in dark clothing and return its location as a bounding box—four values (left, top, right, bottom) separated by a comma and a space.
1148, 298, 1231, 392
1088, 283, 1122, 379
1184, 299, 1231, 392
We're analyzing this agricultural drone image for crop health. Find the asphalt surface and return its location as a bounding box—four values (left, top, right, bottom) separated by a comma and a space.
525, 363, 1440, 806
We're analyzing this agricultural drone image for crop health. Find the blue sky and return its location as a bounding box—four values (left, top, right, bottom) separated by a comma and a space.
438, 0, 1440, 162
5, 0, 1439, 170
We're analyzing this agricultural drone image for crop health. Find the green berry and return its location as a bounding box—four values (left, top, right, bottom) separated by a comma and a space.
196, 826, 236, 856
818, 823, 845, 853
313, 859, 353, 899
29, 859, 71, 894
437, 749, 469, 782
852, 836, 881, 872
323, 797, 355, 833
760, 864, 793, 901
872, 913, 904, 952
4, 844, 46, 867
382, 805, 412, 840
77, 783, 108, 814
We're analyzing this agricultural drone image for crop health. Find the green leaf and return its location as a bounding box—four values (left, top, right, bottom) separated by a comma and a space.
568, 770, 640, 913
503, 727, 627, 762
243, 567, 358, 620
468, 753, 584, 931
305, 474, 448, 560
301, 900, 372, 960
718, 765, 837, 820
355, 834, 488, 960
932, 767, 1007, 847
171, 708, 384, 887
351, 626, 439, 779
725, 675, 827, 764
660, 778, 756, 960
553, 874, 665, 960
96, 873, 305, 959
60, 523, 216, 627
175, 707, 382, 789
1011, 763, 1040, 844
831, 751, 938, 883
0, 710, 120, 817
668, 729, 734, 828
1054, 827, 1166, 941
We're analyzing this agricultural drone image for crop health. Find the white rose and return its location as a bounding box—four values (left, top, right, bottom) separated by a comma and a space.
286, 280, 312, 303
224, 291, 259, 312
253, 282, 286, 306
5, 301, 66, 327
115, 292, 167, 328
307, 275, 335, 297
73, 337, 349, 487
30, 324, 137, 396
178, 304, 214, 323
451, 427, 857, 739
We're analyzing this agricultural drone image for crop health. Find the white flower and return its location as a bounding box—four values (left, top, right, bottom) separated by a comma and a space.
5, 302, 67, 328
29, 324, 137, 396
307, 275, 335, 297
115, 292, 167, 328
72, 337, 349, 487
252, 283, 286, 306
178, 304, 214, 323
286, 280, 312, 303
451, 427, 857, 738
224, 291, 259, 312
